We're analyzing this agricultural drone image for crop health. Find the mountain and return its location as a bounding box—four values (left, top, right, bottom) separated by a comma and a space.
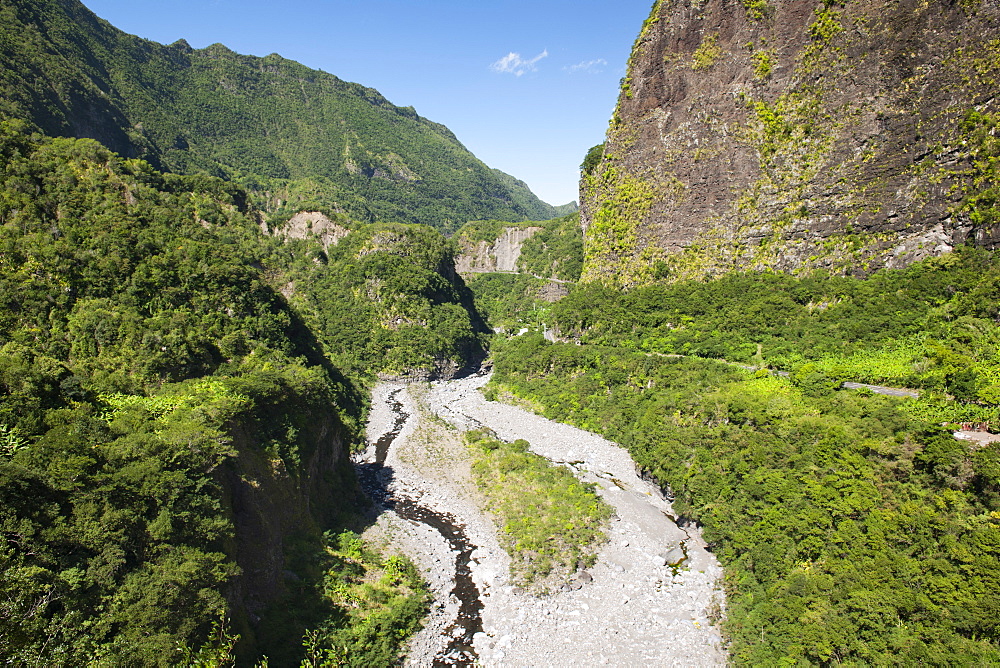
0, 108, 488, 661
580, 0, 1000, 285
0, 0, 560, 233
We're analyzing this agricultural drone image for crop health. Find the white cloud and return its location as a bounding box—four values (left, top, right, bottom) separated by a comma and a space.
491, 49, 549, 77
564, 58, 608, 74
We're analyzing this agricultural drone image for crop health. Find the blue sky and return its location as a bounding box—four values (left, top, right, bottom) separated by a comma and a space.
80, 0, 654, 207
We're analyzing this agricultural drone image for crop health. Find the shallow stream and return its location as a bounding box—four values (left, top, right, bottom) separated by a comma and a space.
355, 388, 482, 667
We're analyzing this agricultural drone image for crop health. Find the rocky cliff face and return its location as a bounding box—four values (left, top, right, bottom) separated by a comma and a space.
220, 411, 358, 659
455, 226, 543, 274
270, 211, 351, 250
581, 0, 1000, 285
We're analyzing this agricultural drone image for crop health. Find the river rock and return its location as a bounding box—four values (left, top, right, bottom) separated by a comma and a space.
662, 546, 686, 565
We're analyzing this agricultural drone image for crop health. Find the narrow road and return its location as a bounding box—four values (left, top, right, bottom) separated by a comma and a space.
839, 381, 920, 398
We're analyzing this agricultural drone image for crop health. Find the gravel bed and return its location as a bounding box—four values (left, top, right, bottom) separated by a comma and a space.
358, 375, 727, 667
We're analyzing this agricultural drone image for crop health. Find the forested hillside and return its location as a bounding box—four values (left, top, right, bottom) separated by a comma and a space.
0, 0, 562, 232
0, 119, 485, 664
488, 248, 1000, 664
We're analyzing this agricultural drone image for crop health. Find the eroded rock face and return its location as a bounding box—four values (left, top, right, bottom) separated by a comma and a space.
581, 0, 1000, 285
270, 211, 350, 249
455, 227, 543, 274
219, 412, 356, 657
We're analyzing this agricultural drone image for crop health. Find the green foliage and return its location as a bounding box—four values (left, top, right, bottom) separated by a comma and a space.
0, 120, 464, 663
0, 0, 558, 234
580, 144, 605, 176
466, 430, 612, 587
691, 33, 723, 71
488, 335, 1000, 664
957, 110, 1000, 228
454, 213, 583, 283
455, 219, 532, 245
466, 273, 553, 332
516, 213, 584, 282
547, 248, 1000, 407
580, 165, 659, 285
287, 222, 488, 378
742, 0, 771, 21
752, 50, 774, 80
297, 532, 429, 667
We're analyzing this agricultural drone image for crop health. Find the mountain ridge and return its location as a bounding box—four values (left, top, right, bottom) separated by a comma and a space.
0, 0, 559, 232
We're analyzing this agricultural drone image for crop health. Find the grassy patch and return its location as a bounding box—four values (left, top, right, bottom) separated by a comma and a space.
300, 531, 430, 667
691, 33, 723, 71
465, 430, 612, 589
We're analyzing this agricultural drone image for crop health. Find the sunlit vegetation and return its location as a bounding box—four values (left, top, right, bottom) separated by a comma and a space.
489, 334, 1000, 663
548, 247, 1000, 405
0, 0, 559, 234
0, 119, 466, 663
465, 430, 612, 588
516, 213, 584, 282
466, 273, 553, 332
297, 531, 429, 667
282, 222, 489, 379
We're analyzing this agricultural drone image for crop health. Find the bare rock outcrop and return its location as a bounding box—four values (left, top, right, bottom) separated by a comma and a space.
269, 211, 350, 249
581, 0, 1000, 285
456, 226, 543, 274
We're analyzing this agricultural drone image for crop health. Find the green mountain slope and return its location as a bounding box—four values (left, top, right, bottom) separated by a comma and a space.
0, 0, 558, 232
0, 117, 485, 663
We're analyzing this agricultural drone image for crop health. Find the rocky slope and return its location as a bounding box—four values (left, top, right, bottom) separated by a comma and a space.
581, 0, 1000, 285
455, 226, 544, 275
454, 214, 585, 283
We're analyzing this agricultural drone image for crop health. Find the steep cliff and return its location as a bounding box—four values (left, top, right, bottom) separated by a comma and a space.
581, 0, 1000, 285
219, 392, 360, 662
455, 226, 544, 274
455, 214, 585, 282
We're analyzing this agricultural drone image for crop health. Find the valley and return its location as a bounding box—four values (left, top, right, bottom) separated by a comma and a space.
3, 0, 1000, 665
360, 375, 724, 666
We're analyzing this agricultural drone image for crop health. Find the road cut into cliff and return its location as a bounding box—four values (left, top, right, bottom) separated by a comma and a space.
357, 373, 726, 667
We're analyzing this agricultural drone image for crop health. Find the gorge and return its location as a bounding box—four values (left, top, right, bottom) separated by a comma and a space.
3, 0, 1000, 665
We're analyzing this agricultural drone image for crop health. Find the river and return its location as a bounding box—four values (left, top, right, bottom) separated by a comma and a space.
356, 373, 726, 666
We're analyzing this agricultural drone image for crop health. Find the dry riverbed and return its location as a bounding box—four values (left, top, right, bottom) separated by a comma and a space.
356, 374, 726, 667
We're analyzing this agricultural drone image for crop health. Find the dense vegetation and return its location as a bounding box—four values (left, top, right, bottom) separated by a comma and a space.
466, 273, 555, 333
515, 213, 584, 282
0, 118, 483, 663
490, 334, 1000, 664
465, 430, 611, 589
0, 0, 562, 233
296, 531, 429, 667
278, 223, 488, 379
546, 248, 1000, 408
